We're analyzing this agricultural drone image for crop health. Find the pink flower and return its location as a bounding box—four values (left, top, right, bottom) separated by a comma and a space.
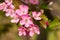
0, 3, 3, 10
0, 0, 14, 11
20, 14, 33, 27
29, 0, 39, 5
3, 4, 15, 11
10, 11, 21, 23
15, 5, 29, 16
11, 18, 19, 23
19, 5, 29, 11
10, 13, 19, 18
5, 9, 14, 16
32, 11, 41, 20
18, 24, 40, 37
0, 2, 6, 10
5, 0, 12, 3
9, 4, 15, 9
18, 26, 27, 36
10, 12, 20, 23
0, 2, 14, 11
29, 24, 40, 36
19, 5, 29, 15
15, 9, 28, 16
15, 9, 22, 16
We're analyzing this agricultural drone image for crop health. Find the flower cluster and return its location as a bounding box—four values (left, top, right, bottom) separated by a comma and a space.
0, 0, 14, 16
18, 24, 40, 36
0, 0, 43, 37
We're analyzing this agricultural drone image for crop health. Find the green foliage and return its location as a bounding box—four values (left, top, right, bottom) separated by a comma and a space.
40, 4, 49, 9
47, 31, 56, 40
49, 16, 60, 29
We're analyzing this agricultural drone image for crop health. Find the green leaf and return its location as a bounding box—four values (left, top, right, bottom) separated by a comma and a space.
40, 4, 48, 9
49, 16, 60, 29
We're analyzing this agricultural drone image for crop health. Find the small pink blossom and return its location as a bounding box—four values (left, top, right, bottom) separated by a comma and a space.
10, 13, 19, 18
18, 26, 27, 36
15, 9, 22, 16
0, 0, 14, 11
29, 0, 39, 5
5, 9, 14, 16
29, 29, 34, 37
0, 3, 3, 10
18, 24, 40, 37
0, 2, 6, 10
20, 14, 33, 27
0, 2, 14, 11
15, 9, 28, 16
32, 11, 41, 20
15, 5, 29, 16
10, 11, 20, 23
3, 4, 15, 11
0, 0, 13, 10
9, 4, 15, 9
10, 14, 20, 23
5, 0, 12, 4
11, 18, 19, 23
19, 5, 29, 11
2, 2, 15, 17
19, 5, 29, 15
29, 24, 40, 36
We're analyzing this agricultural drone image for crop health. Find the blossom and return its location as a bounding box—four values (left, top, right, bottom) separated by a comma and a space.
32, 11, 41, 20
18, 26, 27, 36
9, 4, 15, 9
28, 24, 40, 36
0, 2, 6, 10
3, 4, 15, 11
20, 14, 33, 27
15, 5, 29, 16
10, 11, 21, 23
0, 0, 15, 17
5, 9, 15, 16
5, 0, 12, 5
10, 14, 20, 23
11, 18, 19, 23
10, 12, 20, 23
19, 5, 29, 11
0, 0, 13, 10
29, 0, 39, 5
19, 5, 29, 15
10, 12, 19, 18
18, 24, 40, 37
0, 0, 41, 37
0, 0, 14, 11
15, 9, 22, 16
